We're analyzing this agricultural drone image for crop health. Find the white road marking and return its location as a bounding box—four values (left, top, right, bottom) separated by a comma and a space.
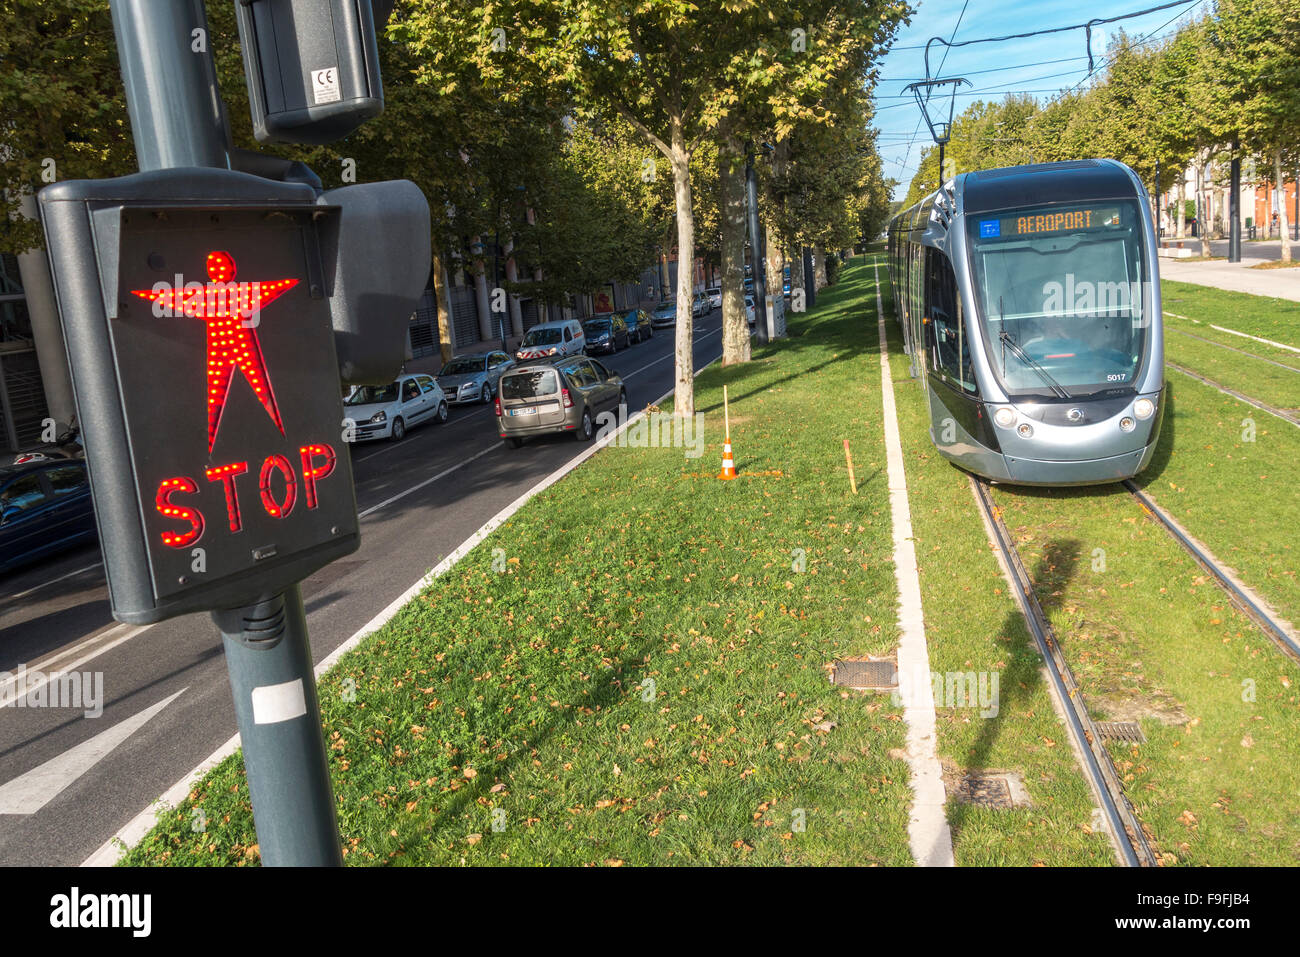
0, 688, 186, 815
0, 623, 149, 708
4, 560, 103, 604
356, 443, 498, 518
87, 347, 724, 866
352, 406, 492, 464
873, 260, 955, 868
1210, 323, 1300, 354
1165, 310, 1300, 353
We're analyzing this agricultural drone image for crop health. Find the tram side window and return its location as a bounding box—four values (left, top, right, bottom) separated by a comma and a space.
925, 250, 976, 394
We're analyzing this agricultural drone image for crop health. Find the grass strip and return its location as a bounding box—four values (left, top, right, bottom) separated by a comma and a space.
1132, 371, 1300, 629
122, 261, 919, 867
873, 258, 1115, 866
1162, 280, 1300, 353
988, 478, 1300, 866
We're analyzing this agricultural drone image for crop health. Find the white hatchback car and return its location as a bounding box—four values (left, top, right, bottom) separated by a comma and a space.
344, 373, 450, 441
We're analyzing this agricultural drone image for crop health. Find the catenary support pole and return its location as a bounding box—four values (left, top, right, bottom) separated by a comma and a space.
110, 0, 342, 865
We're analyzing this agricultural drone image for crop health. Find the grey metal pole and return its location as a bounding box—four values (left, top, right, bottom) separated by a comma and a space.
745, 152, 769, 345
110, 0, 342, 866
213, 590, 343, 866
109, 0, 229, 170
1229, 149, 1241, 263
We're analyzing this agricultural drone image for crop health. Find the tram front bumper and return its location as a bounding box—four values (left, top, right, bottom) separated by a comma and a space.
993, 442, 1158, 486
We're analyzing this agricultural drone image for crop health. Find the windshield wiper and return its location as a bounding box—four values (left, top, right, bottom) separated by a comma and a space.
998, 330, 1070, 399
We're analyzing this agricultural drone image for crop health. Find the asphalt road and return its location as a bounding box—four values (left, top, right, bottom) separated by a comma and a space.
0, 310, 725, 866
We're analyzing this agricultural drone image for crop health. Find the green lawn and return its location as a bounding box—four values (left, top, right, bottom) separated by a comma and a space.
875, 260, 1115, 866
988, 479, 1300, 865
1162, 280, 1300, 352
122, 261, 919, 867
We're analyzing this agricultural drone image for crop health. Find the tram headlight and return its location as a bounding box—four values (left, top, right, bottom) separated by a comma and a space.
1119, 416, 1136, 432
1133, 397, 1155, 420
1016, 422, 1034, 438
994, 407, 1016, 428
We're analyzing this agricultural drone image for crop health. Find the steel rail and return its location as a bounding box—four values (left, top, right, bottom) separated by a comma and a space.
971, 477, 1156, 867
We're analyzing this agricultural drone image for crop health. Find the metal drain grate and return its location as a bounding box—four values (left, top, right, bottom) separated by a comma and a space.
1096, 721, 1146, 744
831, 659, 897, 690
951, 775, 1013, 809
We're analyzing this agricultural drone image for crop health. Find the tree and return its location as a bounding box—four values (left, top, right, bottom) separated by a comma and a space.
428, 0, 910, 417
0, 1, 134, 253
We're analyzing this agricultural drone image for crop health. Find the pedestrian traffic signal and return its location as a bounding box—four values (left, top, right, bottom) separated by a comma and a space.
40, 168, 362, 624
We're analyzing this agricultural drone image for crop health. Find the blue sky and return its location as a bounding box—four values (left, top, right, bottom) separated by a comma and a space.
872, 0, 1216, 200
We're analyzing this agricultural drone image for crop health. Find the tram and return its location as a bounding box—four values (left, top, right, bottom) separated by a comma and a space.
886, 159, 1166, 485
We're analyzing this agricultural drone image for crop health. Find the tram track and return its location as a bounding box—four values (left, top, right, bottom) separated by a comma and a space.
1165, 361, 1300, 427
1124, 481, 1300, 666
970, 477, 1158, 868
1167, 326, 1300, 375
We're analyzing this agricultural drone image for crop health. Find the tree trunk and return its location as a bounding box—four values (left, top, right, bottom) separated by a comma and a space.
814, 247, 829, 289
1198, 164, 1212, 258
1277, 150, 1293, 264
432, 249, 455, 363
670, 118, 695, 418
718, 134, 750, 366
765, 222, 785, 338
1176, 177, 1186, 240
659, 249, 671, 300
789, 246, 804, 304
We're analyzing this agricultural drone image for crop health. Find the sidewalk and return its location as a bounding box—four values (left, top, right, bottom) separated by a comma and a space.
1158, 255, 1300, 303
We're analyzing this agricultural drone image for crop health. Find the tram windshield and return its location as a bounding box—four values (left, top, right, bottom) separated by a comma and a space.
968, 200, 1148, 398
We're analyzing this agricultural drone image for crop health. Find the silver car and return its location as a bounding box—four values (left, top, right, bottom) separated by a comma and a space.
437, 351, 515, 405
496, 357, 626, 447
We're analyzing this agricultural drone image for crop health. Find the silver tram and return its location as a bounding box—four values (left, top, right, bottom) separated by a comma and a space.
887, 159, 1166, 485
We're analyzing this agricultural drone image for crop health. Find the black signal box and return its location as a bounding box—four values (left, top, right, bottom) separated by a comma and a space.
235, 0, 384, 145
40, 168, 359, 624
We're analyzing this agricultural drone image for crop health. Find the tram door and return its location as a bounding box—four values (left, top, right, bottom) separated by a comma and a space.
923, 248, 987, 465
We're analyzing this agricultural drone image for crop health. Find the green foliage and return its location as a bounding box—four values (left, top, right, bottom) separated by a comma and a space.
901, 3, 1300, 209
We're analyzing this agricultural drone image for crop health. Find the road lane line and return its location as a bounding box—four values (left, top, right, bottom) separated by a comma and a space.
0, 688, 186, 815
3, 560, 103, 605
87, 345, 724, 866
0, 624, 150, 708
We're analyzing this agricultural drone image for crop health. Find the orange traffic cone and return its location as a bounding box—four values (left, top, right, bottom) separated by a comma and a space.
718, 384, 737, 480
718, 435, 737, 480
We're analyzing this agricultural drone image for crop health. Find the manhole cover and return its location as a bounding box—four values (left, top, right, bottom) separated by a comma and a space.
951, 775, 1013, 809
831, 659, 897, 690
1096, 721, 1146, 743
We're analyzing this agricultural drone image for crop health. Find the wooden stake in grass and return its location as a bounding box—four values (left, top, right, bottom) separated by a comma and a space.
844, 439, 857, 494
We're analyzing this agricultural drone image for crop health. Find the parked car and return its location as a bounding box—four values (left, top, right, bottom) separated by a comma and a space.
705, 286, 722, 309
583, 314, 629, 355
692, 291, 712, 317
620, 308, 654, 343
436, 351, 514, 405
650, 300, 678, 328
744, 295, 757, 326
0, 460, 97, 574
344, 373, 449, 441
496, 356, 626, 447
516, 319, 585, 361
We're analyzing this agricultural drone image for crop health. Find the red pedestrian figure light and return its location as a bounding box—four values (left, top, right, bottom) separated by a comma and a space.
133, 250, 298, 451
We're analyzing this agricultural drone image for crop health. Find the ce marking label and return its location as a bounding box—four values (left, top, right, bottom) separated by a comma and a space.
311, 67, 341, 104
